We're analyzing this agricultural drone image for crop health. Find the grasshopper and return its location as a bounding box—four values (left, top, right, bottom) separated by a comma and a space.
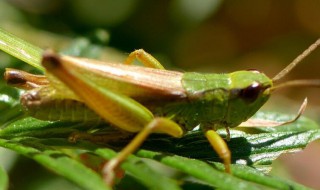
4, 39, 320, 186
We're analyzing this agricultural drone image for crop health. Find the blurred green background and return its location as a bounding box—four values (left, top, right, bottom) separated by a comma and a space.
0, 0, 320, 189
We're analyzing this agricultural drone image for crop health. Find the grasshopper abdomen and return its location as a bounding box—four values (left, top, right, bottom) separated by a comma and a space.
21, 87, 102, 123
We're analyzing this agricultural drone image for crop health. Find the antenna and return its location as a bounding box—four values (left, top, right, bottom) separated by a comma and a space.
273, 38, 320, 82
270, 79, 320, 92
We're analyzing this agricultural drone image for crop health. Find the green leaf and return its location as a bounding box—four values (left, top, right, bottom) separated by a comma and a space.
0, 165, 8, 190
230, 164, 311, 190
94, 148, 182, 190
136, 150, 262, 190
0, 28, 44, 71
141, 126, 320, 169
2, 114, 317, 189
136, 149, 312, 190
0, 138, 110, 190
0, 117, 81, 138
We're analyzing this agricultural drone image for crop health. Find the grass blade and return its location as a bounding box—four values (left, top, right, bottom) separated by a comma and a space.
0, 28, 43, 71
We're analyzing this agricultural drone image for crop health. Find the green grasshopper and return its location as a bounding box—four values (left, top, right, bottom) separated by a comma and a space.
4, 39, 320, 186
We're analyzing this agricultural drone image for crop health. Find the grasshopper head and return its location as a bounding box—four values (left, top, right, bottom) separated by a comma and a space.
227, 37, 320, 127
226, 70, 272, 126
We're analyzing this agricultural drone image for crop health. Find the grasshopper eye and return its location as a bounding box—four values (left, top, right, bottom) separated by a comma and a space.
238, 82, 262, 103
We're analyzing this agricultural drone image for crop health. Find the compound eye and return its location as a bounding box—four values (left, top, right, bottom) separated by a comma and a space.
239, 82, 262, 102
